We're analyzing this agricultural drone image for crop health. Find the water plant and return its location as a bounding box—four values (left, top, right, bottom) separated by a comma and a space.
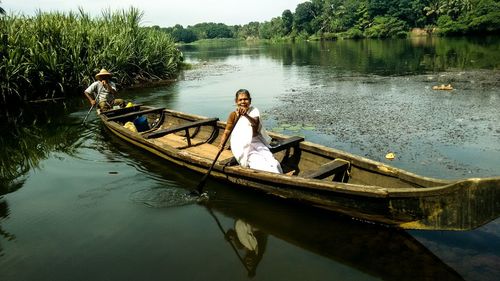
0, 7, 182, 105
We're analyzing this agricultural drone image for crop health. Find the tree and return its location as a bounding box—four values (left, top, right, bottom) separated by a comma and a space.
259, 17, 284, 39
282, 9, 293, 35
321, 0, 365, 32
365, 16, 408, 38
424, 0, 446, 23
190, 22, 233, 39
170, 24, 197, 43
367, 0, 391, 18
467, 0, 500, 33
294, 1, 317, 34
238, 22, 260, 39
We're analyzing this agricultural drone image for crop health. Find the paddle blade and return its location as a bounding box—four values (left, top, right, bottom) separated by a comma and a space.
187, 189, 209, 202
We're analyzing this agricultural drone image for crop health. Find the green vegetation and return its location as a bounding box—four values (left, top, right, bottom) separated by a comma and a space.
158, 0, 500, 43
0, 7, 182, 105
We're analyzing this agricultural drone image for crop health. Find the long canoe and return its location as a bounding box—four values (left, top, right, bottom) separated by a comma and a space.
99, 105, 500, 230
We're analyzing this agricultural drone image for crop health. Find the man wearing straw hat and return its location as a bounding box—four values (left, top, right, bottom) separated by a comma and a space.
84, 69, 125, 112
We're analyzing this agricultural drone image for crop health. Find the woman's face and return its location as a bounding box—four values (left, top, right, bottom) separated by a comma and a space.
236, 93, 251, 108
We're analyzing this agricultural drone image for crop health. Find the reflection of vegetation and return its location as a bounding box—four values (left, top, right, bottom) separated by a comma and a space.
261, 37, 499, 74
181, 37, 498, 74
0, 103, 84, 194
179, 39, 253, 62
1, 199, 15, 256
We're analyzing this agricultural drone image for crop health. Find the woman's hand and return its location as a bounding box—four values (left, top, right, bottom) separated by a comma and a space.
236, 106, 248, 116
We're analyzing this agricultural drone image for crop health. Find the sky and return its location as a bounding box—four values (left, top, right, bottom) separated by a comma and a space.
3, 0, 306, 27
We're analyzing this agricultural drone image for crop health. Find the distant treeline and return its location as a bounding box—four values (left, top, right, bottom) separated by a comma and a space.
0, 7, 182, 105
156, 0, 500, 43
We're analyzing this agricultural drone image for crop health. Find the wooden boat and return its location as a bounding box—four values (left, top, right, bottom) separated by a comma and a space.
99, 105, 500, 230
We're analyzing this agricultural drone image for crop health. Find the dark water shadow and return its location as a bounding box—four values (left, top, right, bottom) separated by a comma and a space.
0, 99, 87, 194
202, 186, 465, 281
0, 200, 15, 257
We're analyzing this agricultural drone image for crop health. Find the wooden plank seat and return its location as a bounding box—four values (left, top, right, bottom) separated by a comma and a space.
269, 136, 304, 153
107, 107, 165, 121
219, 136, 304, 167
144, 118, 219, 139
303, 159, 350, 182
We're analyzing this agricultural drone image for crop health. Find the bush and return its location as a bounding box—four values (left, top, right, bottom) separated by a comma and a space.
466, 0, 500, 33
343, 28, 364, 39
436, 15, 468, 35
0, 8, 182, 104
364, 16, 408, 38
321, 32, 338, 41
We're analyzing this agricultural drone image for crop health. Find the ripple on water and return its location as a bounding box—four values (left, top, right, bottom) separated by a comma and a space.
129, 187, 201, 208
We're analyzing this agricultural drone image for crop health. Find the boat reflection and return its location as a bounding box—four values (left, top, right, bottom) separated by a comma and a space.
203, 185, 465, 281
207, 208, 267, 278
103, 130, 466, 280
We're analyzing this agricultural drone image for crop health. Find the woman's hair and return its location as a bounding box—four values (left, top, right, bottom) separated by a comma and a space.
235, 89, 251, 100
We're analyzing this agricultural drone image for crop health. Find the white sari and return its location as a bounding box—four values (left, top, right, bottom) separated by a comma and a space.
230, 107, 282, 173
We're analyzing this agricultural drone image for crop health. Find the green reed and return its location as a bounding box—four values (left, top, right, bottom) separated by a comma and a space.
0, 7, 181, 104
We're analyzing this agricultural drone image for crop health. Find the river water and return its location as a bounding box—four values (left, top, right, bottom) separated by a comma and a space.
1, 38, 500, 281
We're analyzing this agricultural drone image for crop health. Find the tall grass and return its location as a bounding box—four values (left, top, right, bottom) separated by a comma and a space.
0, 7, 181, 104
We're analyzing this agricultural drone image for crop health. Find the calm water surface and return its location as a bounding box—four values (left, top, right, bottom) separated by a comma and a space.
1, 38, 500, 281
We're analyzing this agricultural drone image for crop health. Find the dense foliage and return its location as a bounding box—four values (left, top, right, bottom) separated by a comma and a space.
0, 8, 182, 105
161, 0, 500, 43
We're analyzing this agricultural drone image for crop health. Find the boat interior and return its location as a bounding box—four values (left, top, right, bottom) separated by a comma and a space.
103, 106, 431, 189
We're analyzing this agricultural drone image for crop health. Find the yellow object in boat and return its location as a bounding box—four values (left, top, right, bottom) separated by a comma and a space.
126, 102, 134, 107
385, 152, 396, 160
124, 121, 137, 132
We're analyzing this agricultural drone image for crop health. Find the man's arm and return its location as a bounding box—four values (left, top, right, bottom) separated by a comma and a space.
84, 91, 96, 105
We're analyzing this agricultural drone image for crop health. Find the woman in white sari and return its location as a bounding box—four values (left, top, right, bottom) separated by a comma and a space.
219, 89, 283, 173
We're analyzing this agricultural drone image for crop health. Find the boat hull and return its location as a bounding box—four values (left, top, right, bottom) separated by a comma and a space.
99, 106, 500, 230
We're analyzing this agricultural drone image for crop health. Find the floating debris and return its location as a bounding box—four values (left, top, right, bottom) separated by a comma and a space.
432, 84, 454, 91
385, 153, 396, 160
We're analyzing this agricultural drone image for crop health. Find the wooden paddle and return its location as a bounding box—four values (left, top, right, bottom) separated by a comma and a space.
82, 103, 96, 124
193, 114, 241, 195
